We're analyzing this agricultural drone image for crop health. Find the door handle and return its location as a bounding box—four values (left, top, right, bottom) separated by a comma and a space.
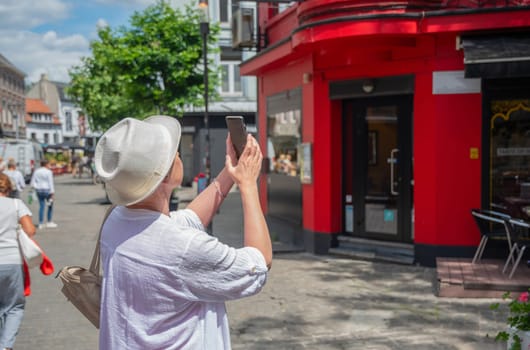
387, 148, 399, 195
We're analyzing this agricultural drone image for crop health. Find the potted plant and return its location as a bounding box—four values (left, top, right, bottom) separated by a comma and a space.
491, 291, 530, 350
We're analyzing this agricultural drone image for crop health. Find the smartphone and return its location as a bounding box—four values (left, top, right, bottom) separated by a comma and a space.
226, 116, 248, 158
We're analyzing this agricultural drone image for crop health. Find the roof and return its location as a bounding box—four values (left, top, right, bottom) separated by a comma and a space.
25, 98, 53, 114
53, 81, 73, 102
25, 98, 61, 125
0, 53, 26, 77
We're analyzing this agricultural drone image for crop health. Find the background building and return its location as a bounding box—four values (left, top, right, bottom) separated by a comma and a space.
25, 98, 62, 145
179, 0, 258, 185
26, 74, 100, 150
0, 54, 26, 140
240, 0, 530, 265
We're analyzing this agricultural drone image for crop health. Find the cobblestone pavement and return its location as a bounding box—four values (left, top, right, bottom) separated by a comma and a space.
14, 175, 507, 349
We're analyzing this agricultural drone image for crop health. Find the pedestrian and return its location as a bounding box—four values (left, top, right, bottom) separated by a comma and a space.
29, 159, 57, 229
0, 173, 36, 350
94, 115, 272, 349
3, 159, 25, 199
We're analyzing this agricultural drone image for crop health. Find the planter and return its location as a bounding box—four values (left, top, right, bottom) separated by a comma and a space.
507, 327, 530, 350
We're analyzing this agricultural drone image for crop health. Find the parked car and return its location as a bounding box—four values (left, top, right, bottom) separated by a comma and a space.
0, 139, 45, 183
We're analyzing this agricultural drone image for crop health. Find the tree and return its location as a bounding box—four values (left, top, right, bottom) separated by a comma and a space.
68, 0, 219, 130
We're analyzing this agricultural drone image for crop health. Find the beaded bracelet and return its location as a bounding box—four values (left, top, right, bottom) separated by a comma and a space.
213, 178, 226, 199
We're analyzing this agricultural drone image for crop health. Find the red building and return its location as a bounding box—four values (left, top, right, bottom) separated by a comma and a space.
240, 1, 530, 265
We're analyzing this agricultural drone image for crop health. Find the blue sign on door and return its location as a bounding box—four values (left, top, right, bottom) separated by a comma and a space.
384, 209, 395, 222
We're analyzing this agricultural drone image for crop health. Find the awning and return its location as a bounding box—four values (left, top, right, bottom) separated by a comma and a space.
462, 33, 530, 79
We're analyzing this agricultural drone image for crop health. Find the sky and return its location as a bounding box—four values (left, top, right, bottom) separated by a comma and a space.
0, 0, 186, 84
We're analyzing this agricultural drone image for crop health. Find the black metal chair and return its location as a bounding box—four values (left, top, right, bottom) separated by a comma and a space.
502, 218, 530, 279
471, 208, 513, 264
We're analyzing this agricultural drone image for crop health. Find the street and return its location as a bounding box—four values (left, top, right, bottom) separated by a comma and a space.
15, 175, 506, 349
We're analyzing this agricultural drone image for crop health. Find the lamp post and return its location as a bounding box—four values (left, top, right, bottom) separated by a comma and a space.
199, 0, 210, 186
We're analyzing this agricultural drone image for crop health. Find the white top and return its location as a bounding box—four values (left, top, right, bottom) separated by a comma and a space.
4, 169, 26, 192
30, 166, 54, 193
0, 197, 32, 265
99, 207, 268, 350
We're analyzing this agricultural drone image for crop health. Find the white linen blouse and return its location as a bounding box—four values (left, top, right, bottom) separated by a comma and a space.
99, 207, 268, 350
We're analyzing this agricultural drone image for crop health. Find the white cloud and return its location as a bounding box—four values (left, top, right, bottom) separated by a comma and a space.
96, 18, 109, 31
0, 29, 89, 83
0, 0, 70, 30
0, 0, 192, 85
42, 31, 88, 50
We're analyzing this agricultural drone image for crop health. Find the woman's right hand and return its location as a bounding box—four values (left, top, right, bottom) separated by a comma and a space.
225, 134, 262, 188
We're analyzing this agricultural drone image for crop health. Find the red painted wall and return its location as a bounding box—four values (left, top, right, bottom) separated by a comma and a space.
302, 72, 343, 233
258, 57, 312, 214
433, 93, 482, 246
247, 4, 530, 250
257, 31, 484, 245
412, 71, 482, 246
258, 56, 344, 234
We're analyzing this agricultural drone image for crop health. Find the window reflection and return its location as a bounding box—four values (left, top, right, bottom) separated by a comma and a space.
267, 109, 301, 177
490, 99, 530, 220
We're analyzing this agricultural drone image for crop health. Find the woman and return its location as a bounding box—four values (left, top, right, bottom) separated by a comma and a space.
30, 159, 57, 229
0, 173, 36, 350
95, 115, 272, 349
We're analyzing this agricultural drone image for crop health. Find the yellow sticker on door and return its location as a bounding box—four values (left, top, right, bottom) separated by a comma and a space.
470, 147, 479, 159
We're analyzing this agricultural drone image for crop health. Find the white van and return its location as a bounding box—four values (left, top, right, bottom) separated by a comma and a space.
0, 139, 45, 183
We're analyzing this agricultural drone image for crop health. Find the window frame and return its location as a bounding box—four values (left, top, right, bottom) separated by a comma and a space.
219, 60, 243, 97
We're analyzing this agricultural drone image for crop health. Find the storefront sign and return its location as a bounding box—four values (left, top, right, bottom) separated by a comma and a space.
497, 147, 530, 156
432, 70, 481, 95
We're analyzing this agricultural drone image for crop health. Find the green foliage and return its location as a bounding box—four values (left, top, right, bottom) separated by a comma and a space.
491, 291, 530, 350
67, 0, 220, 130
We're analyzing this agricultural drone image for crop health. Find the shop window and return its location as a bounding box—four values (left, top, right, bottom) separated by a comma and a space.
489, 99, 530, 221
267, 109, 301, 177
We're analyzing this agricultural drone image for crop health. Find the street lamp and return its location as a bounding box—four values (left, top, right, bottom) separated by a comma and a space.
199, 0, 210, 186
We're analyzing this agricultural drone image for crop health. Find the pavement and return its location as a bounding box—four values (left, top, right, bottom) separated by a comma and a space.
14, 174, 508, 349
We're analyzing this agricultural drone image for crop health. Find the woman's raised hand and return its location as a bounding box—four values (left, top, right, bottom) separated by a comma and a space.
225, 134, 262, 187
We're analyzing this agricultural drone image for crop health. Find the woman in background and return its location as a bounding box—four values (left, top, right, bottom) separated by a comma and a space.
0, 173, 36, 350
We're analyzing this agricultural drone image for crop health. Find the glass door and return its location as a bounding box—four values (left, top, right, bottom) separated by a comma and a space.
344, 95, 413, 242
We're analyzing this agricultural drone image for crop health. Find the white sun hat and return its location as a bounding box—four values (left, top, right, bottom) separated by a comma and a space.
94, 115, 181, 206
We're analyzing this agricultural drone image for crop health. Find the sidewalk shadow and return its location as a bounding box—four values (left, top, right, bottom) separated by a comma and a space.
73, 198, 112, 205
